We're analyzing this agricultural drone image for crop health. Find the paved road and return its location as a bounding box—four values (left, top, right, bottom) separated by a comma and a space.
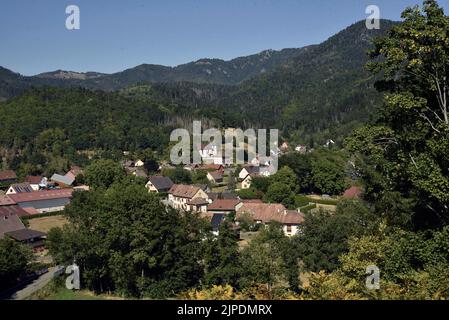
4, 267, 57, 300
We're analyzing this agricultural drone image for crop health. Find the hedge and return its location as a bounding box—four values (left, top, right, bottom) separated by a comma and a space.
21, 211, 64, 220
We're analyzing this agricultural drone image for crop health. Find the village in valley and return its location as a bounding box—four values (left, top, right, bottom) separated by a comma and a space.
0, 138, 360, 273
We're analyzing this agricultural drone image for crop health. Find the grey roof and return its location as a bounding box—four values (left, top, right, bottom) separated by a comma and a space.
126, 167, 148, 178
0, 214, 25, 239
211, 213, 225, 231
6, 229, 46, 241
148, 176, 173, 191
207, 192, 239, 201
243, 166, 260, 175
9, 182, 34, 193
51, 174, 75, 186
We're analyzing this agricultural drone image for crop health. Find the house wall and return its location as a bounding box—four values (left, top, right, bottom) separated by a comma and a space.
238, 169, 249, 180
169, 189, 208, 211
146, 182, 159, 193
6, 187, 17, 195
283, 224, 300, 237
241, 176, 252, 189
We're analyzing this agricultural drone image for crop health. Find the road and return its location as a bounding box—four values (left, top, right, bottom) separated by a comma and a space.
2, 267, 57, 300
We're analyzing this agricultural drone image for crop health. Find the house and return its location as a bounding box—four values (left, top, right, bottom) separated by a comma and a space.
65, 166, 83, 182
73, 185, 90, 192
135, 160, 145, 167
236, 203, 304, 237
207, 199, 241, 215
126, 167, 148, 178
6, 182, 34, 195
197, 143, 223, 164
68, 165, 83, 177
259, 165, 277, 177
203, 198, 242, 235
207, 170, 224, 184
0, 209, 47, 252
5, 229, 47, 253
8, 189, 73, 214
343, 186, 362, 199
295, 145, 307, 154
0, 212, 26, 239
241, 199, 264, 204
280, 142, 290, 152
207, 192, 239, 202
241, 173, 258, 189
238, 166, 260, 180
0, 205, 30, 218
51, 173, 75, 188
25, 176, 47, 191
193, 184, 211, 193
186, 164, 224, 172
324, 139, 335, 148
0, 170, 17, 186
187, 197, 209, 213
168, 184, 208, 211
0, 195, 16, 206
146, 176, 174, 193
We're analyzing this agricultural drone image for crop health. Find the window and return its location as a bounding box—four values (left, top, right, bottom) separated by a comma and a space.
286, 225, 292, 233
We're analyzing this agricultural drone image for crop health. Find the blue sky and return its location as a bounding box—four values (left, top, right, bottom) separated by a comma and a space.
1, 0, 448, 75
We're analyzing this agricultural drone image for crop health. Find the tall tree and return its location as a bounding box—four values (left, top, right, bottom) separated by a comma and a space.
347, 0, 449, 228
203, 219, 242, 288
0, 238, 32, 291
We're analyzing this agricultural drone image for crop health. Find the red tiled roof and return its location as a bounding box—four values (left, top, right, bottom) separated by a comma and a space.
0, 213, 25, 239
0, 195, 16, 206
169, 184, 201, 199
208, 199, 241, 211
0, 170, 17, 181
241, 199, 264, 203
199, 164, 224, 171
343, 186, 362, 199
208, 170, 223, 180
8, 189, 73, 203
0, 205, 30, 217
25, 176, 43, 184
237, 203, 304, 225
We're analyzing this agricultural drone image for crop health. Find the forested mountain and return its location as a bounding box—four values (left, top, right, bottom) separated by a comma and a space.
0, 20, 398, 146
213, 20, 399, 144
121, 20, 399, 144
0, 47, 307, 98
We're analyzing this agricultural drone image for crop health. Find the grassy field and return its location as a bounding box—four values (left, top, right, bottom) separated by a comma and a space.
28, 280, 122, 300
28, 215, 68, 233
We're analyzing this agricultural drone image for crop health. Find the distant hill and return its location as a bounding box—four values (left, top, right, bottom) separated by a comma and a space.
0, 47, 310, 99
36, 70, 107, 80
